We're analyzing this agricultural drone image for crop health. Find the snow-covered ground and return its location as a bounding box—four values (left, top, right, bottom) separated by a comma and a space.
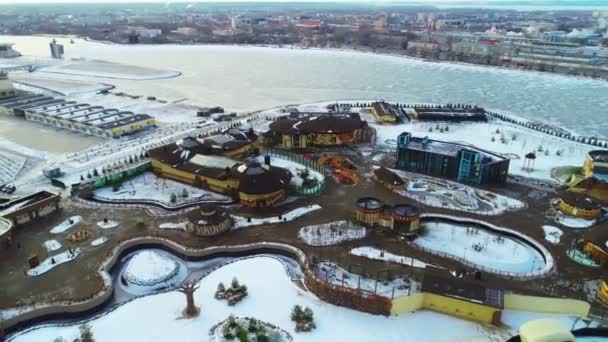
254, 155, 324, 187
373, 120, 594, 182
123, 250, 180, 286
350, 247, 431, 269
542, 226, 563, 245
49, 216, 82, 234
27, 248, 81, 277
554, 210, 596, 229
40, 59, 180, 80
413, 221, 546, 275
97, 220, 119, 230
91, 237, 108, 247
316, 261, 417, 298
233, 205, 321, 229
43, 240, 62, 252
158, 221, 188, 232
13, 256, 523, 342
391, 169, 525, 215
93, 172, 230, 205
298, 221, 366, 246
11, 74, 112, 96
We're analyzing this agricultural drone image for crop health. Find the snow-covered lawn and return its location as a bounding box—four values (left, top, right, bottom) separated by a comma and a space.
97, 220, 119, 230
350, 247, 430, 269
373, 120, 594, 182
391, 169, 525, 215
158, 221, 188, 232
49, 216, 82, 234
233, 205, 321, 229
316, 261, 417, 298
91, 237, 108, 247
255, 155, 324, 187
542, 226, 563, 245
93, 172, 230, 205
123, 250, 180, 287
43, 240, 62, 252
413, 221, 546, 275
554, 210, 596, 229
298, 221, 366, 246
13, 256, 518, 342
27, 248, 81, 277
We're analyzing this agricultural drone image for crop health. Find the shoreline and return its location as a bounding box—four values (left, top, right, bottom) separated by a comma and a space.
74, 36, 608, 84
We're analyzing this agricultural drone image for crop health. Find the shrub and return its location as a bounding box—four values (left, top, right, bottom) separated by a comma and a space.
235, 325, 248, 342
256, 334, 269, 342
79, 324, 94, 342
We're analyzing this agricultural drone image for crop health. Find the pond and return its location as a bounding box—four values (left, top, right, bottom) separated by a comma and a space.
413, 218, 548, 276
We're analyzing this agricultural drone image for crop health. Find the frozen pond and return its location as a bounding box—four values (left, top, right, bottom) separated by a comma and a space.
2, 35, 608, 138
413, 219, 547, 275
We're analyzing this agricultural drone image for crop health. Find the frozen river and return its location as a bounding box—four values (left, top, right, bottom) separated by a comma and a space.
0, 34, 607, 151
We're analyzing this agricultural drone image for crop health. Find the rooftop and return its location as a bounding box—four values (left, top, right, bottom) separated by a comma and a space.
421, 266, 504, 309
400, 132, 506, 164
589, 150, 608, 163
269, 112, 365, 135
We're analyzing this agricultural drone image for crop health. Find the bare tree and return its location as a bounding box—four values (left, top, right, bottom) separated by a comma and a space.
178, 280, 200, 317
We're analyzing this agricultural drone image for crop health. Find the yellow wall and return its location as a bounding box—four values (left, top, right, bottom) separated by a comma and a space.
584, 155, 594, 177
151, 159, 239, 193
599, 282, 608, 303
390, 292, 499, 324
504, 294, 590, 317
423, 293, 500, 324
371, 107, 398, 123
151, 158, 285, 207
390, 293, 424, 315
558, 199, 601, 218
239, 189, 286, 208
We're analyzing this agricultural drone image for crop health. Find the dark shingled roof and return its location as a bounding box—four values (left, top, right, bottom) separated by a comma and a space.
589, 150, 608, 163
373, 167, 405, 186
561, 192, 602, 211
237, 162, 292, 195
421, 266, 504, 309
269, 113, 366, 135
186, 204, 230, 226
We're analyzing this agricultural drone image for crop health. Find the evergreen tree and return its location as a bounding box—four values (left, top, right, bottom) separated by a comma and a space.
231, 277, 240, 289
170, 192, 177, 203
217, 282, 225, 293
182, 188, 189, 198
79, 324, 94, 342
303, 307, 314, 323
291, 305, 303, 322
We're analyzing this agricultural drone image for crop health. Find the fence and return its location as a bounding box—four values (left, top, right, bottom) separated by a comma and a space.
261, 147, 328, 196
410, 214, 554, 280
331, 101, 607, 148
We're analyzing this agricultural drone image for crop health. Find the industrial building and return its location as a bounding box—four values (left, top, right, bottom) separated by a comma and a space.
266, 112, 374, 149
371, 101, 405, 123
149, 137, 292, 207
584, 150, 608, 182
0, 191, 61, 226
396, 132, 509, 185
0, 80, 156, 138
354, 197, 420, 236
406, 105, 487, 122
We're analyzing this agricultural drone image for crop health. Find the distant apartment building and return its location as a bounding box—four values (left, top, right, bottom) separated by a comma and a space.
127, 27, 162, 38
49, 40, 64, 59
396, 132, 510, 185
407, 41, 439, 52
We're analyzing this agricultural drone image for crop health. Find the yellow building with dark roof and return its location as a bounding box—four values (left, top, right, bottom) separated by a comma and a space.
149, 137, 291, 208
266, 112, 374, 149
